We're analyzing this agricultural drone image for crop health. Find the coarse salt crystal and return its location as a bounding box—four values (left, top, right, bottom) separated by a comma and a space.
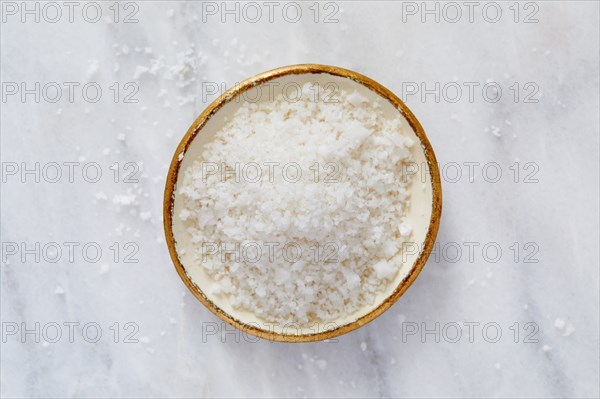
87, 59, 99, 77
554, 318, 566, 330
315, 359, 327, 370
563, 323, 576, 337
542, 345, 552, 352
399, 221, 412, 237
373, 259, 395, 280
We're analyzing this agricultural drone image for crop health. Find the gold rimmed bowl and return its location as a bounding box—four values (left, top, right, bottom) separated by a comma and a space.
163, 64, 442, 342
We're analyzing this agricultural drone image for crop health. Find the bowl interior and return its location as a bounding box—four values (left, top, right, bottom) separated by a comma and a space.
167, 68, 437, 340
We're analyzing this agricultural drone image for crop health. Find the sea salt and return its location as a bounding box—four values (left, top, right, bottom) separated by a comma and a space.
542, 345, 553, 352
86, 59, 99, 78
99, 263, 110, 275
554, 318, 566, 330
316, 359, 328, 370
179, 85, 416, 326
563, 323, 576, 337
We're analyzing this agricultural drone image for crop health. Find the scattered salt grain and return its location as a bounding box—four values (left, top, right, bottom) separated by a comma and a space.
542, 345, 552, 352
55, 286, 65, 295
491, 125, 501, 137
113, 193, 136, 206
554, 318, 566, 330
360, 342, 367, 351
553, 318, 575, 336
114, 224, 125, 236
562, 323, 576, 337
95, 192, 108, 201
139, 211, 152, 221
315, 359, 328, 370
87, 59, 99, 78
133, 66, 150, 79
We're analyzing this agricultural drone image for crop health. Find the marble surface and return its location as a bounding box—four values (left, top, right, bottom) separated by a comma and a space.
1, 1, 599, 398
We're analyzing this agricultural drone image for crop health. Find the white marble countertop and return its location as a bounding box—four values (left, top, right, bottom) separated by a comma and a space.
1, 1, 599, 398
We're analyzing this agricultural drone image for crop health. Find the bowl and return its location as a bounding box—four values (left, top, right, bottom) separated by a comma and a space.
163, 64, 442, 342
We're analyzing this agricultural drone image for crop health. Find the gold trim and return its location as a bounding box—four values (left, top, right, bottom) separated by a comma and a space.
163, 64, 443, 342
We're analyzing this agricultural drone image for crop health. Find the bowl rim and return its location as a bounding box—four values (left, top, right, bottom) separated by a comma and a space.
163, 64, 442, 342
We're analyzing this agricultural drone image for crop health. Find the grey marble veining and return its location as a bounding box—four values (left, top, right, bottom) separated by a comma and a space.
1, 1, 598, 398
